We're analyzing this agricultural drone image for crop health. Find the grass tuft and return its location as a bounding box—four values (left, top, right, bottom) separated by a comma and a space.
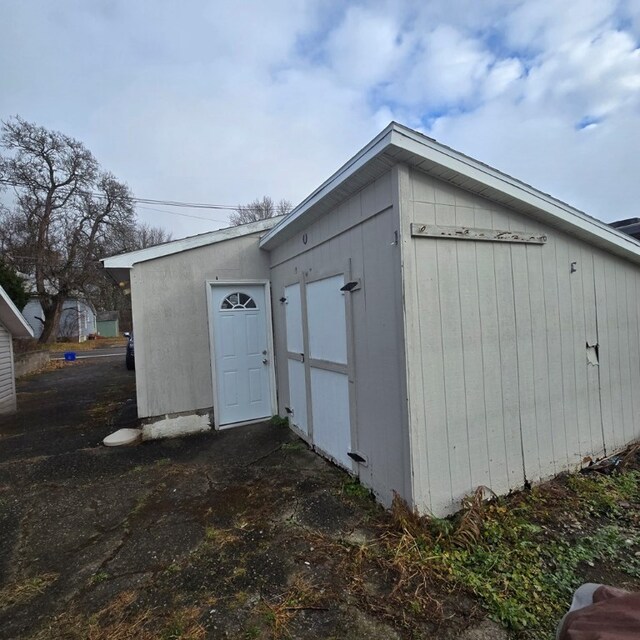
0, 573, 58, 610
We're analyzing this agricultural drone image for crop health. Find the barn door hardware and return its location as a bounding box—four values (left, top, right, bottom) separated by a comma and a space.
340, 279, 361, 292
347, 451, 368, 465
411, 223, 547, 244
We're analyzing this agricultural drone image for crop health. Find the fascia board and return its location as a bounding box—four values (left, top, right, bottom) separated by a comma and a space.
102, 217, 283, 269
389, 126, 640, 261
0, 287, 34, 337
259, 125, 396, 250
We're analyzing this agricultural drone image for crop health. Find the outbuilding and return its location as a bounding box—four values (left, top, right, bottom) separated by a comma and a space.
23, 297, 97, 342
104, 123, 640, 515
0, 285, 34, 414
96, 311, 120, 338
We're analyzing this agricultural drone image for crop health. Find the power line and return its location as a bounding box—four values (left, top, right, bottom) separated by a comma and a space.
135, 204, 230, 224
134, 198, 236, 211
0, 178, 240, 212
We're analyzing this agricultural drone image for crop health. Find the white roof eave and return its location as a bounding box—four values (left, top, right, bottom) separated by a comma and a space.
102, 216, 284, 271
259, 122, 640, 264
0, 287, 34, 338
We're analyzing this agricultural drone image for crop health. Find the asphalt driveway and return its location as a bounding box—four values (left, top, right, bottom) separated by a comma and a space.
0, 358, 503, 640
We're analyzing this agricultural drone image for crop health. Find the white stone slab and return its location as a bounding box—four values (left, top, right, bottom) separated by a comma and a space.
103, 428, 142, 447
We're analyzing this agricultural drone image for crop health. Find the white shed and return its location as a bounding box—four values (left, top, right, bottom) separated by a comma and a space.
104, 123, 640, 515
23, 298, 97, 342
0, 285, 34, 414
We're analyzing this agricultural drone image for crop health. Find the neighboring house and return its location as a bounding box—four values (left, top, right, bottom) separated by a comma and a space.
96, 311, 120, 337
611, 217, 640, 240
0, 285, 34, 414
103, 122, 640, 516
23, 298, 97, 342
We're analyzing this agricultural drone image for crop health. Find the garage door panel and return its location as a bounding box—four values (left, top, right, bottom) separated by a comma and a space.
287, 359, 308, 434
306, 275, 347, 364
285, 284, 303, 354
310, 368, 352, 469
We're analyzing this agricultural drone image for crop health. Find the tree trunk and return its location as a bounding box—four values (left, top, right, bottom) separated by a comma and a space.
38, 296, 65, 344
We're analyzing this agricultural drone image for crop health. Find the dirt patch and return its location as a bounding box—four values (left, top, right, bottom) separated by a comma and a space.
2, 359, 639, 639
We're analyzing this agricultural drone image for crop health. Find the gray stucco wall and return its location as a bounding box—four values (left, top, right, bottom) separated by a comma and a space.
131, 232, 271, 419
269, 171, 412, 507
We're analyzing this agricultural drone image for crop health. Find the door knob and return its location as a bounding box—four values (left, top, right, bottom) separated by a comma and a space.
262, 358, 268, 365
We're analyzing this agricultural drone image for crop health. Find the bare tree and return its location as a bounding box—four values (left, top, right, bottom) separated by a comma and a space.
133, 222, 172, 249
85, 221, 172, 324
230, 196, 292, 226
0, 117, 136, 343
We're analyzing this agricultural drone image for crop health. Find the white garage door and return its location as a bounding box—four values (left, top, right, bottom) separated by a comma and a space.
284, 274, 353, 471
306, 275, 353, 469
0, 323, 16, 414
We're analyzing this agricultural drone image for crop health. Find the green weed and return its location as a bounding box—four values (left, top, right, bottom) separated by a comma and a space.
341, 477, 372, 500
281, 441, 305, 452
268, 415, 289, 428
90, 571, 110, 585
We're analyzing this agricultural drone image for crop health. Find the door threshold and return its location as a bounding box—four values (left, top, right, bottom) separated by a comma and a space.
218, 417, 270, 430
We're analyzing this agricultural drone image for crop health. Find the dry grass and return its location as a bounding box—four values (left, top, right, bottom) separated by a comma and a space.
453, 485, 496, 550
257, 576, 327, 639
46, 337, 127, 352
0, 573, 58, 610
289, 492, 487, 630
204, 525, 239, 546
18, 359, 78, 380
31, 591, 206, 640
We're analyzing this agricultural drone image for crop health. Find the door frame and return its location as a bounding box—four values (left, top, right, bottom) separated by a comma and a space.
205, 279, 278, 430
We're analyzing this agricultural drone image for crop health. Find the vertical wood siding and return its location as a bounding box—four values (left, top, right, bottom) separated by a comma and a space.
270, 172, 412, 506
402, 166, 640, 515
0, 322, 16, 414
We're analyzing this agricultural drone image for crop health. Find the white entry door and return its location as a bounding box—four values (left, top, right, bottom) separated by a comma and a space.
210, 284, 273, 427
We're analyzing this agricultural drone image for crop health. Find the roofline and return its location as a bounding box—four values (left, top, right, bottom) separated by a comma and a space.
102, 216, 284, 270
389, 125, 640, 256
0, 286, 34, 338
260, 122, 640, 263
260, 123, 395, 249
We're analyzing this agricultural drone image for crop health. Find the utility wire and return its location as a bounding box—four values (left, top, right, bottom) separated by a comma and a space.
0, 178, 240, 212
135, 204, 230, 224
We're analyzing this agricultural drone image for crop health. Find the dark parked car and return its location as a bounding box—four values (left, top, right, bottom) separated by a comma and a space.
124, 332, 135, 370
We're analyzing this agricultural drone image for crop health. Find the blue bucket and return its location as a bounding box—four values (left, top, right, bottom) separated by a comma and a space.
63, 352, 76, 361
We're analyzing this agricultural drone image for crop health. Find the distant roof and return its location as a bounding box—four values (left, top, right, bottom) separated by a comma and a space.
610, 218, 640, 239
260, 122, 640, 265
0, 286, 34, 338
97, 311, 119, 322
102, 216, 284, 271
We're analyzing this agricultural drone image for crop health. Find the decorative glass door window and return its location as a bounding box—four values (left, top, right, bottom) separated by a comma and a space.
220, 292, 257, 310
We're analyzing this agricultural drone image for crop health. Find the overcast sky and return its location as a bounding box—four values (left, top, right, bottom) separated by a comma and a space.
2, 0, 640, 239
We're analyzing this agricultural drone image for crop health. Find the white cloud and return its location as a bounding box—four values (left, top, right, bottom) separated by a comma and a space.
387, 25, 495, 109
324, 6, 408, 88
1, 0, 639, 237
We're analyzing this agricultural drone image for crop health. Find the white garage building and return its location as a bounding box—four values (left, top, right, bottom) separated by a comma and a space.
104, 123, 640, 515
0, 285, 34, 414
